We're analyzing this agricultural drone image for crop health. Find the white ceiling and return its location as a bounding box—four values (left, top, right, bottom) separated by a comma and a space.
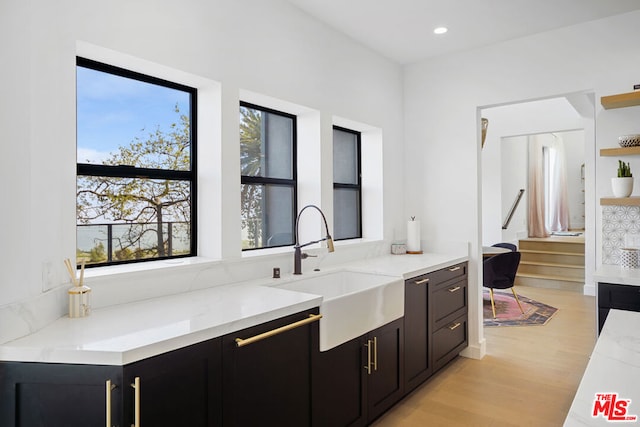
285, 0, 640, 64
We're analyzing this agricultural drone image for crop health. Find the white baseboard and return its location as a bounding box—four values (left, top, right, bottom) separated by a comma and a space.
583, 283, 596, 296
460, 338, 486, 360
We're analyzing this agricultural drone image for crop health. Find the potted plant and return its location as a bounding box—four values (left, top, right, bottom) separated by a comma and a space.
612, 160, 634, 197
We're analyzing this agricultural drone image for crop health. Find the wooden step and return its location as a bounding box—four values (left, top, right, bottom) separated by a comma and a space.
515, 274, 584, 292
516, 237, 585, 292
519, 250, 584, 266
518, 261, 584, 280
519, 239, 584, 255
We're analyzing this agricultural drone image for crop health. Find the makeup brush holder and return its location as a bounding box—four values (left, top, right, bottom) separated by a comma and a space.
68, 285, 92, 318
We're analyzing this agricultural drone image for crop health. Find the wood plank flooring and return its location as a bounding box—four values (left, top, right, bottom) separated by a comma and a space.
372, 286, 596, 427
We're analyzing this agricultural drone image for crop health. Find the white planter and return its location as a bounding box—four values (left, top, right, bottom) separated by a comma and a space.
612, 177, 634, 198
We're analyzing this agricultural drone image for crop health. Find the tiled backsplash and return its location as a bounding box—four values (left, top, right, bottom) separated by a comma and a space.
602, 205, 640, 265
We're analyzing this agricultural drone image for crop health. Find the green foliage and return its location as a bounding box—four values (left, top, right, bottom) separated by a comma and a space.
89, 242, 107, 263
114, 247, 133, 261
618, 160, 633, 178
240, 106, 265, 248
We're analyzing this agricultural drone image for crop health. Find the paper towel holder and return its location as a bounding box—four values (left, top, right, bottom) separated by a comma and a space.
406, 216, 423, 254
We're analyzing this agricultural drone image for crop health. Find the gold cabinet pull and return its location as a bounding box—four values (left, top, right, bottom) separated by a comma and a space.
235, 314, 322, 347
414, 278, 429, 285
372, 336, 378, 372
448, 266, 461, 272
106, 380, 116, 427
130, 376, 140, 427
448, 286, 461, 293
448, 322, 462, 331
364, 339, 372, 375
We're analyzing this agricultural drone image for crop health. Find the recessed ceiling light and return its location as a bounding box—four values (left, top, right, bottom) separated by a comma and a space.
433, 27, 448, 35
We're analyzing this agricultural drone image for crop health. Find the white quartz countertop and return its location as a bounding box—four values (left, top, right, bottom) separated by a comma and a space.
0, 252, 467, 366
344, 252, 468, 279
564, 309, 640, 426
594, 264, 640, 287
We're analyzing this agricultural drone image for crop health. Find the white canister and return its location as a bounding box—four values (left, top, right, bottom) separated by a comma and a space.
620, 248, 640, 269
68, 285, 92, 318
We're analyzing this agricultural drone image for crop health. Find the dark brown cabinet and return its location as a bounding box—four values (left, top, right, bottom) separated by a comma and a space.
0, 362, 123, 427
0, 338, 222, 427
222, 309, 320, 427
597, 282, 640, 333
403, 262, 468, 392
430, 264, 468, 372
311, 318, 404, 427
123, 338, 222, 427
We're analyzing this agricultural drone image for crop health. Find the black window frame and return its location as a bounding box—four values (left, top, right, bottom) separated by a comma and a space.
333, 125, 362, 241
240, 101, 298, 251
76, 57, 198, 267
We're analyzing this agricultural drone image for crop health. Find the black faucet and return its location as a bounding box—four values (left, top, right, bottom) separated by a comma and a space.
293, 205, 335, 275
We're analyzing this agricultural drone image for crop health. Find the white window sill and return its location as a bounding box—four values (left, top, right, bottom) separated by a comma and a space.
82, 256, 221, 280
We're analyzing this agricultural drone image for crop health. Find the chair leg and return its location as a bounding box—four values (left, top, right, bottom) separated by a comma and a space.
511, 288, 525, 314
489, 288, 497, 318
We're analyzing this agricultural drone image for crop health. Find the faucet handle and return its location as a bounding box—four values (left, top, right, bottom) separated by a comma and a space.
301, 253, 318, 259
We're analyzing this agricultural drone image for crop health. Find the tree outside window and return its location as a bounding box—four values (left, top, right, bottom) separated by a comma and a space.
76, 58, 196, 266
240, 103, 296, 250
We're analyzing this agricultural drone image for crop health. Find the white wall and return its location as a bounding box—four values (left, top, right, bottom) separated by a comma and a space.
500, 136, 527, 244
0, 0, 405, 343
564, 130, 586, 230
404, 10, 640, 358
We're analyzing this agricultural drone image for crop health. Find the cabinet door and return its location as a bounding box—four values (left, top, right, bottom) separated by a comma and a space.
123, 338, 222, 427
403, 273, 431, 393
0, 362, 123, 427
597, 283, 640, 333
367, 318, 404, 423
311, 336, 367, 427
222, 309, 319, 427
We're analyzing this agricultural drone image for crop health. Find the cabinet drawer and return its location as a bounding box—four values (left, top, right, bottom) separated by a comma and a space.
405, 262, 467, 289
433, 315, 467, 371
431, 278, 467, 329
598, 282, 640, 310
427, 262, 467, 286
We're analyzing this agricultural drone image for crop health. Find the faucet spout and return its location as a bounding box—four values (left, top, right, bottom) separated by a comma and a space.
293, 204, 334, 274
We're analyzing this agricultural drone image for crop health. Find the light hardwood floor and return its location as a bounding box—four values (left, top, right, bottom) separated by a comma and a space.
372, 285, 596, 427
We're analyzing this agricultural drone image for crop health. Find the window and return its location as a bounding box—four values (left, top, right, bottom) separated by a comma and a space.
76, 57, 197, 266
240, 102, 297, 250
333, 126, 362, 240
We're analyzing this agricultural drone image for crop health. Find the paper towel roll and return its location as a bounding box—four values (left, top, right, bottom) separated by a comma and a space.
407, 220, 421, 253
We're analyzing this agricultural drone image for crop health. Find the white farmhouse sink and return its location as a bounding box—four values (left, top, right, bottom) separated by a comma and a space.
274, 270, 404, 351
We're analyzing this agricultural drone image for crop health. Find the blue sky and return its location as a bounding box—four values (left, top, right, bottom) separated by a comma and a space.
76, 66, 190, 164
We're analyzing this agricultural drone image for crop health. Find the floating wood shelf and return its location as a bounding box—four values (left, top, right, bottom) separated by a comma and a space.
600, 146, 640, 156
600, 197, 640, 206
601, 91, 640, 110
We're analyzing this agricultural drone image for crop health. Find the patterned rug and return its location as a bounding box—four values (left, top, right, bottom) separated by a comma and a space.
483, 290, 558, 327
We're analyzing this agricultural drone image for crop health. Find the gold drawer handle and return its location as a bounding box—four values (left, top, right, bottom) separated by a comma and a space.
364, 339, 372, 375
448, 322, 462, 331
235, 314, 322, 347
414, 278, 429, 285
448, 286, 461, 293
106, 380, 116, 427
130, 377, 140, 427
448, 266, 461, 272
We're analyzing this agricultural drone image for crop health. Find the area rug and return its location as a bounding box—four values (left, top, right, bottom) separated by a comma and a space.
483, 290, 558, 327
